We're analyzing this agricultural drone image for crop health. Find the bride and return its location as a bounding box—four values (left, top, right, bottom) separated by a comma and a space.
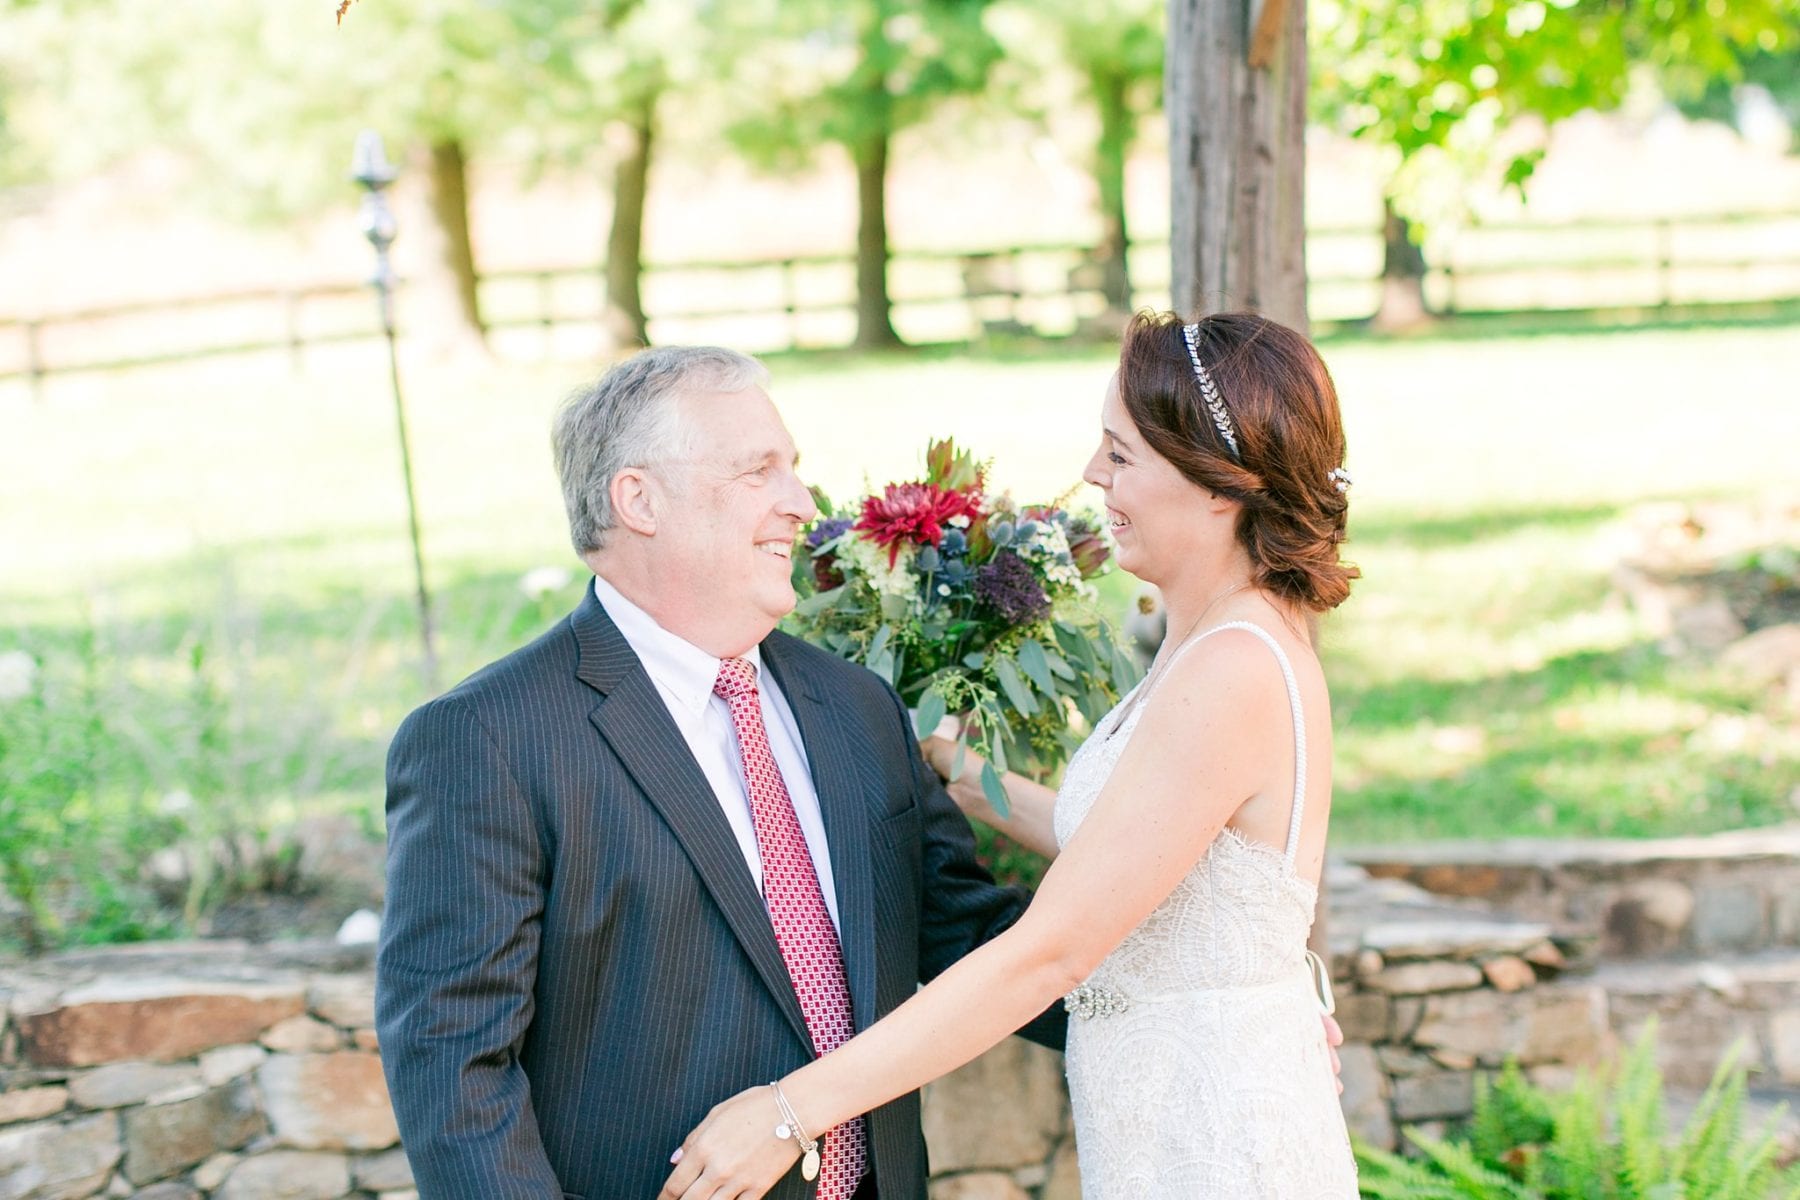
662, 309, 1360, 1199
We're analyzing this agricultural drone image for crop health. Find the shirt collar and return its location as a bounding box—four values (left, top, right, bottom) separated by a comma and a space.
591, 573, 763, 716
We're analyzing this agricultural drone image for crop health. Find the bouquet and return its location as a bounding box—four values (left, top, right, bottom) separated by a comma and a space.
787, 439, 1142, 815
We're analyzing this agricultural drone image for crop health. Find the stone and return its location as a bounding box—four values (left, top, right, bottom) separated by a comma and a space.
921, 1039, 1065, 1173
0, 1086, 67, 1125
1375, 1046, 1435, 1076
1772, 889, 1800, 945
377, 1193, 418, 1200
1721, 623, 1800, 690
1337, 1043, 1393, 1150
1604, 880, 1695, 957
928, 1174, 1030, 1200
1482, 956, 1537, 993
1430, 1049, 1479, 1069
192, 1153, 239, 1192
1413, 991, 1511, 1063
1691, 884, 1765, 953
1523, 940, 1566, 971
258, 1052, 398, 1151
1393, 1071, 1476, 1122
1353, 949, 1384, 979
1520, 986, 1610, 1066
1361, 921, 1551, 961
1364, 961, 1484, 995
14, 978, 304, 1067
1038, 1139, 1081, 1200
213, 1150, 350, 1200
1768, 1010, 1800, 1085
1332, 992, 1390, 1043
351, 1147, 413, 1191
199, 1045, 268, 1087
127, 1186, 198, 1200
305, 978, 374, 1030
1391, 997, 1426, 1040
259, 1018, 341, 1054
351, 1029, 379, 1052
122, 1080, 265, 1185
1673, 596, 1746, 653
0, 1112, 122, 1200
69, 1063, 202, 1110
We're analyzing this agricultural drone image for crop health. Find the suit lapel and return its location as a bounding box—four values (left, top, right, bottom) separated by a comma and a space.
572, 586, 812, 1049
761, 635, 879, 1033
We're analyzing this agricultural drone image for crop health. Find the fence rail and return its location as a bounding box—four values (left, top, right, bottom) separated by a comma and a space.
3, 210, 1798, 392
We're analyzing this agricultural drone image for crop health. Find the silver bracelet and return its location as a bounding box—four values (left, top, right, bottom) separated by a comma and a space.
769, 1081, 821, 1182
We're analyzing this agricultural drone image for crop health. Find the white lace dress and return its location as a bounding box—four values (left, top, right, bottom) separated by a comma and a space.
1053, 621, 1358, 1198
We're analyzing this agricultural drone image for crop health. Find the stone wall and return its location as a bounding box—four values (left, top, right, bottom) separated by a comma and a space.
1, 862, 1624, 1200
1344, 826, 1800, 961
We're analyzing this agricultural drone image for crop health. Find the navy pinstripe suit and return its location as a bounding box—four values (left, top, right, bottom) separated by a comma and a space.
377, 582, 1065, 1199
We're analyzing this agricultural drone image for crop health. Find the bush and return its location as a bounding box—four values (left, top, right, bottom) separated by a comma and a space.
1356, 1024, 1800, 1199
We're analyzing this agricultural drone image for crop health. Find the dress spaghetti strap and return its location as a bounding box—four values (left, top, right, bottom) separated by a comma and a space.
1136, 621, 1309, 865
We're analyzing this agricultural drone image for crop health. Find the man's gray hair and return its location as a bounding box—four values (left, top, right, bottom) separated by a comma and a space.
553, 345, 769, 555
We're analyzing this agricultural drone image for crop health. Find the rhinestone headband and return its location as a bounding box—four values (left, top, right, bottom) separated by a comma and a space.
1329, 467, 1353, 493
1180, 322, 1241, 463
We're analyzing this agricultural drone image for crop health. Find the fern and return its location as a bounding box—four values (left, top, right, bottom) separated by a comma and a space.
1352, 1024, 1800, 1200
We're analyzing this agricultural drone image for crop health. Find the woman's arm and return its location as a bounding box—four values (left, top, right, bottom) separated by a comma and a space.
920, 733, 1061, 858
661, 632, 1289, 1200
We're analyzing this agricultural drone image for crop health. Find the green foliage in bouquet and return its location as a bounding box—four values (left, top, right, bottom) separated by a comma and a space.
1356, 1022, 1800, 1199
786, 439, 1141, 816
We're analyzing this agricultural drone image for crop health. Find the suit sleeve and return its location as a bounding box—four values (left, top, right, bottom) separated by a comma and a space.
375, 695, 562, 1199
881, 683, 1069, 1051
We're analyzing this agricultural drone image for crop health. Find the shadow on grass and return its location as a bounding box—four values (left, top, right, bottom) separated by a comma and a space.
1349, 500, 1629, 550
1333, 643, 1659, 734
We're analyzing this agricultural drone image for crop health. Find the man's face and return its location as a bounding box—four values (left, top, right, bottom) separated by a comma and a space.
648, 385, 817, 646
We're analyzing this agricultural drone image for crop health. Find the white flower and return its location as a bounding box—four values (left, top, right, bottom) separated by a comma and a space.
838, 536, 918, 599
520, 565, 574, 600
0, 651, 37, 702
159, 789, 196, 816
948, 515, 971, 529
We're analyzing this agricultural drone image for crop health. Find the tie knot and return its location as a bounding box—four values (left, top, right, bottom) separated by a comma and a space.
713, 656, 759, 701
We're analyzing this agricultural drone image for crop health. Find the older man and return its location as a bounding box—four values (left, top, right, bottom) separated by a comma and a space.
376, 346, 1063, 1200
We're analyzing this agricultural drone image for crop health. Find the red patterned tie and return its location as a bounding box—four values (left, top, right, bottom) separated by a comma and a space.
713, 657, 867, 1198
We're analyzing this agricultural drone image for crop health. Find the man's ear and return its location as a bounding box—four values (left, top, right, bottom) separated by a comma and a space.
610, 468, 658, 537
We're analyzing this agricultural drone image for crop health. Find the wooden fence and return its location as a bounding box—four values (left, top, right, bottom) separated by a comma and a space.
3, 209, 1798, 392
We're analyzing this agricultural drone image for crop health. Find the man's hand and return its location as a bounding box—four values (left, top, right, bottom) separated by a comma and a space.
659, 1085, 800, 1200
1322, 1011, 1344, 1094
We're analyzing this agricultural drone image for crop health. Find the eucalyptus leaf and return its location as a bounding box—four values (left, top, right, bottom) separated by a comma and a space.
988, 727, 1009, 775
913, 689, 947, 741
867, 649, 895, 685
980, 760, 1011, 819
993, 657, 1038, 716
867, 624, 893, 662
794, 587, 844, 618
952, 737, 967, 783
962, 652, 986, 669
1016, 639, 1056, 697
1043, 649, 1078, 681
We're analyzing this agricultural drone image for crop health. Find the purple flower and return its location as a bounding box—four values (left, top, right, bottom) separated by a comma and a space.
974, 552, 1051, 624
806, 517, 853, 550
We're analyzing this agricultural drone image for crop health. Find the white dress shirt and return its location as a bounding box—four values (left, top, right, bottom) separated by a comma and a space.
591, 574, 842, 933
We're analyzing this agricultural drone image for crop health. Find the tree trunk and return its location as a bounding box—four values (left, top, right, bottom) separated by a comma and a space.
1092, 65, 1135, 313
424, 137, 486, 348
603, 88, 657, 350
852, 129, 902, 349
1373, 193, 1432, 331
1165, 0, 1308, 330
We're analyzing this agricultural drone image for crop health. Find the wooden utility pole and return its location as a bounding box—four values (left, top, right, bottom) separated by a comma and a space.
1166, 0, 1309, 330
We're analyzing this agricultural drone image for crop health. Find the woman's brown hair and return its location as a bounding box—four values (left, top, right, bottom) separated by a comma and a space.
1117, 310, 1358, 612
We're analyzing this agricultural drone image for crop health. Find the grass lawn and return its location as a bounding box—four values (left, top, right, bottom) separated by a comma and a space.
2, 318, 1797, 942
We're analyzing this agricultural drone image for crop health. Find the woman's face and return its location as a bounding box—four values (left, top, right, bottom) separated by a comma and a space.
1082, 372, 1213, 583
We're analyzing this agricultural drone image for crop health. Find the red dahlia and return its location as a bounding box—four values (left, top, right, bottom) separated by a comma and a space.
854, 483, 984, 567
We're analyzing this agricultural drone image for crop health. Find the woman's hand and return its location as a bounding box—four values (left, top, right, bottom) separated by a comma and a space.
658, 1086, 799, 1200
